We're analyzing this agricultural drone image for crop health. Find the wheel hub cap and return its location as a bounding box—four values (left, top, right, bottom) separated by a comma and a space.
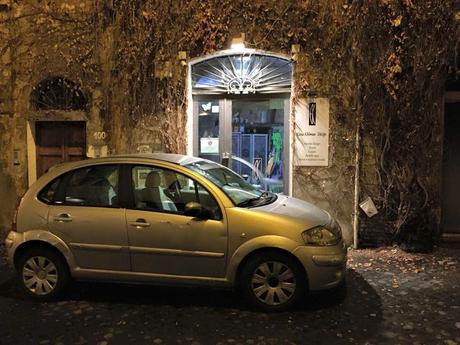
37, 270, 47, 279
268, 276, 279, 287
251, 261, 296, 306
22, 256, 58, 296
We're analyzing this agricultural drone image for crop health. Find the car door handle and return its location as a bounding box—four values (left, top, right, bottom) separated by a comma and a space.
53, 213, 72, 222
129, 218, 150, 228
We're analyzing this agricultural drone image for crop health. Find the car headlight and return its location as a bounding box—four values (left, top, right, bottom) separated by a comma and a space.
302, 226, 340, 246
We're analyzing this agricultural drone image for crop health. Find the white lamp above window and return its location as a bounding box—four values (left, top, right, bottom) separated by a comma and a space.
230, 33, 246, 50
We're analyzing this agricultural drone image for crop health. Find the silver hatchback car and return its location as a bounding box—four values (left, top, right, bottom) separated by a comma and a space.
5, 153, 346, 311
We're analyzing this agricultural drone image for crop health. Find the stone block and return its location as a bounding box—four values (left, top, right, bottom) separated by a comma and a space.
1, 47, 11, 64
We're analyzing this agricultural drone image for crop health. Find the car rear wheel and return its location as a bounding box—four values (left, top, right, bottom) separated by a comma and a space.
17, 247, 69, 300
239, 252, 306, 311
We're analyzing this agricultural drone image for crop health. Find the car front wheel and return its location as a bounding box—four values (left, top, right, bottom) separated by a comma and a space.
239, 252, 307, 311
17, 247, 69, 300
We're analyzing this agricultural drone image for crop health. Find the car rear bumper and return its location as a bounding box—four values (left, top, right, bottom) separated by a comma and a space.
4, 230, 23, 268
293, 241, 347, 291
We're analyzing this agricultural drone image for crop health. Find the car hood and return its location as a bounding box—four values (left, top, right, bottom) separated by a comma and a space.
254, 195, 331, 227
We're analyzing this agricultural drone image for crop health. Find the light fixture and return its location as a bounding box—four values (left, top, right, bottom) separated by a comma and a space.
230, 33, 246, 50
177, 51, 187, 66
291, 44, 300, 61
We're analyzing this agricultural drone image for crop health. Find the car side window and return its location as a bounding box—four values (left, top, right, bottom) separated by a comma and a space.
62, 165, 119, 207
37, 177, 62, 204
131, 166, 222, 220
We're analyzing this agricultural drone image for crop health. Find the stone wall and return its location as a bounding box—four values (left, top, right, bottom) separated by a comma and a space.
292, 98, 355, 245
0, 0, 457, 249
0, 0, 16, 235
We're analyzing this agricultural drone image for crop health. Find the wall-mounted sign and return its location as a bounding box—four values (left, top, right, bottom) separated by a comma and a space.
359, 197, 378, 218
294, 98, 330, 166
200, 137, 219, 154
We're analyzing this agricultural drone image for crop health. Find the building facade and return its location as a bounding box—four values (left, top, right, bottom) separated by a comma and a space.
0, 0, 458, 250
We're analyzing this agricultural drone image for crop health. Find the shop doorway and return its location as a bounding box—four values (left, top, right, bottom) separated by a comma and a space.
190, 51, 292, 194
194, 96, 289, 193
442, 101, 460, 233
35, 121, 86, 177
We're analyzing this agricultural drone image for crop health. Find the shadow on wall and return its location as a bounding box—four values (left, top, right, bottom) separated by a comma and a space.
0, 169, 16, 240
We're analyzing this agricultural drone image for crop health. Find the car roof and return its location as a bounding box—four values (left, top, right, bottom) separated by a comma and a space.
47, 153, 212, 173
111, 153, 203, 165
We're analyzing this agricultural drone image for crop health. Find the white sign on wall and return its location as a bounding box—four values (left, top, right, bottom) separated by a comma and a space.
294, 98, 330, 166
200, 137, 219, 154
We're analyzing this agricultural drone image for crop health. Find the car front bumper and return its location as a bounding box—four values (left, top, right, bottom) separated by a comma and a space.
293, 241, 347, 291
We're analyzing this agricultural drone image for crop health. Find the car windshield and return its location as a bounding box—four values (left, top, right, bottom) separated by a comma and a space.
185, 160, 276, 207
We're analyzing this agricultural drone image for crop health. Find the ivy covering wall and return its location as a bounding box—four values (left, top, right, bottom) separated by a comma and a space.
0, 0, 459, 250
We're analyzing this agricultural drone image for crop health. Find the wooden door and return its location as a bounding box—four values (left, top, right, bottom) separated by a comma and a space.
36, 121, 86, 178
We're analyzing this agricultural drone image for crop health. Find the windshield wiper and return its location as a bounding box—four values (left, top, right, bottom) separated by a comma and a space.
237, 192, 272, 207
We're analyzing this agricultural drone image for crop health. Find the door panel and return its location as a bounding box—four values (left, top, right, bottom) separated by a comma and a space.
48, 206, 129, 271
36, 121, 86, 177
127, 165, 227, 277
127, 210, 227, 277
48, 164, 129, 271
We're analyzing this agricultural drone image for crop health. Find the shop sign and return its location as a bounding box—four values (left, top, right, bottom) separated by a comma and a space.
294, 98, 330, 166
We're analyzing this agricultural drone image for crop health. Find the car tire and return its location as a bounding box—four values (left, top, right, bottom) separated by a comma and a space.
239, 251, 307, 312
17, 247, 70, 301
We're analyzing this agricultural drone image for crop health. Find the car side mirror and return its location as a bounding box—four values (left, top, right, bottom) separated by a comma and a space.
184, 201, 208, 219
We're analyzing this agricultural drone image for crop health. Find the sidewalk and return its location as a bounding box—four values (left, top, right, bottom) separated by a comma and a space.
0, 243, 459, 344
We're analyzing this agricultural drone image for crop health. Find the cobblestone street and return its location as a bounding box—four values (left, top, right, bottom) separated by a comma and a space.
0, 244, 459, 345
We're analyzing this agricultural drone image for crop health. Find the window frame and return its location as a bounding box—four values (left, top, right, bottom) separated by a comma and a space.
127, 164, 223, 220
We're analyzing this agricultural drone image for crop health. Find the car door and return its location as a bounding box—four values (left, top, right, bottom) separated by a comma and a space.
126, 164, 228, 278
47, 164, 130, 271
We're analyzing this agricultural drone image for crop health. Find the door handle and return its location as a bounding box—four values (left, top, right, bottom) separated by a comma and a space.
129, 218, 150, 228
53, 213, 72, 222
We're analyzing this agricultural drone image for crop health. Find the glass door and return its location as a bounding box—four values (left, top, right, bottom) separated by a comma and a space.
196, 99, 221, 163
231, 99, 286, 193
194, 97, 290, 194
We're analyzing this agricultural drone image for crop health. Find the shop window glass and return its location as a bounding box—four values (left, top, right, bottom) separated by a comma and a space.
198, 100, 220, 163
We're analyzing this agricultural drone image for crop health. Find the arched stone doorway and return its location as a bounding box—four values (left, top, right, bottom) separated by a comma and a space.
188, 50, 293, 194
27, 77, 88, 182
